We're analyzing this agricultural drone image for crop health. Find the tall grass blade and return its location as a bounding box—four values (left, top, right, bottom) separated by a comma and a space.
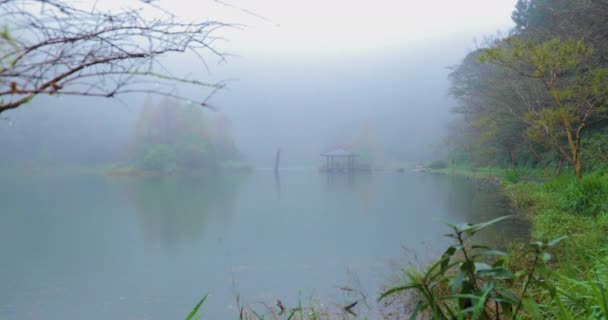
185, 294, 208, 320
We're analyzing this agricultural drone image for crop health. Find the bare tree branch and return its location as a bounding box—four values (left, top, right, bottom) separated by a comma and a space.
0, 0, 232, 113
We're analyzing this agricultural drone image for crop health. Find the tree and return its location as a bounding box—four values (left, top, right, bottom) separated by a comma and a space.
511, 0, 608, 64
480, 38, 608, 178
0, 0, 228, 113
449, 49, 552, 168
131, 98, 240, 172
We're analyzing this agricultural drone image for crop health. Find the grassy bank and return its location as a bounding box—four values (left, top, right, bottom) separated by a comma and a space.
429, 162, 608, 273
426, 163, 550, 182
504, 169, 608, 262
390, 164, 608, 319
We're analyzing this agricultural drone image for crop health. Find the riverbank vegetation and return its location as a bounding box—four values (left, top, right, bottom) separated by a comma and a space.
378, 169, 608, 319
446, 0, 608, 179
406, 0, 608, 318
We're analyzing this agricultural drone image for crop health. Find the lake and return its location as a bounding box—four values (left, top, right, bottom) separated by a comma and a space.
0, 170, 527, 319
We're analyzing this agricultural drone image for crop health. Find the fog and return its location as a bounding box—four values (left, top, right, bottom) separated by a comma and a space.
1, 1, 537, 319
0, 0, 517, 168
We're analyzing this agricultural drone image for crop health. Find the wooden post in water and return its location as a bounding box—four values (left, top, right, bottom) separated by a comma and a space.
451, 158, 455, 176
274, 148, 281, 173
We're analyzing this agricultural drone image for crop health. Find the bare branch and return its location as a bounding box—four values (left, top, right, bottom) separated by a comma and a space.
0, 0, 232, 113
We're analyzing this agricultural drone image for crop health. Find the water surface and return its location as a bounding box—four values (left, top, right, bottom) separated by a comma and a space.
0, 170, 526, 319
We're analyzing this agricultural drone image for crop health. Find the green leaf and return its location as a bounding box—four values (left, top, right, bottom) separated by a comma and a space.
451, 270, 467, 294
378, 283, 421, 301
522, 296, 543, 320
470, 215, 512, 233
440, 246, 457, 272
185, 295, 208, 320
455, 223, 474, 234
495, 287, 520, 304
409, 300, 426, 320
472, 245, 491, 250
473, 249, 507, 258
461, 260, 475, 273
474, 262, 492, 272
540, 251, 552, 262
459, 282, 493, 318
547, 235, 569, 247
477, 267, 515, 280
531, 241, 545, 249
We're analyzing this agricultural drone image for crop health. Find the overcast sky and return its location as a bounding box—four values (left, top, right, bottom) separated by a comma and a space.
101, 0, 518, 57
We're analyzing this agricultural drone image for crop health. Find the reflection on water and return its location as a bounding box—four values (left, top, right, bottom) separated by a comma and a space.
123, 175, 242, 248
274, 171, 281, 199
443, 177, 529, 246
0, 171, 527, 320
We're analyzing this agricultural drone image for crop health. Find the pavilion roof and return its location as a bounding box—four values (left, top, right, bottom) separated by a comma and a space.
320, 148, 357, 157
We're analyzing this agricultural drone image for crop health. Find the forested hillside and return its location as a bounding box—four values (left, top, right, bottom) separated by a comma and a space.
449, 0, 608, 178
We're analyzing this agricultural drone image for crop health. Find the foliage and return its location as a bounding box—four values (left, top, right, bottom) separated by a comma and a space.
449, 0, 608, 178
478, 38, 608, 178
580, 127, 608, 169
503, 169, 521, 184
379, 216, 570, 319
130, 98, 241, 173
185, 295, 208, 320
184, 293, 343, 320
506, 171, 608, 262
548, 174, 608, 217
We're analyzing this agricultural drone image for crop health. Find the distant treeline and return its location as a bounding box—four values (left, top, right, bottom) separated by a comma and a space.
448, 0, 608, 178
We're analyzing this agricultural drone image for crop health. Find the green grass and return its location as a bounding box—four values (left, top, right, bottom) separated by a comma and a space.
427, 164, 551, 181
378, 165, 608, 319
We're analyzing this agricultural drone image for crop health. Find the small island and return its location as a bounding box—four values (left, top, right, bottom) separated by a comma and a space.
107, 98, 251, 177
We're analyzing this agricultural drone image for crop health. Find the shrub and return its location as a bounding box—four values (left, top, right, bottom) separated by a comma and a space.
581, 128, 608, 170
503, 169, 521, 184
379, 216, 569, 320
546, 173, 608, 216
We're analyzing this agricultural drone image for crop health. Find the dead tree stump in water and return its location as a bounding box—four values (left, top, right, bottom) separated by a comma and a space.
274, 148, 281, 173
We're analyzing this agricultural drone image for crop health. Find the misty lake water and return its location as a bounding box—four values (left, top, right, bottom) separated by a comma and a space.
0, 170, 527, 319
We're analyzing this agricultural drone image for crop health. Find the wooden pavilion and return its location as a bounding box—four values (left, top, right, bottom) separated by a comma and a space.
320, 148, 357, 173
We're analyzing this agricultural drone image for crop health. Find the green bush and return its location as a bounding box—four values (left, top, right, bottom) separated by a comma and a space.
545, 173, 608, 216
503, 169, 521, 183
379, 216, 570, 320
581, 128, 608, 170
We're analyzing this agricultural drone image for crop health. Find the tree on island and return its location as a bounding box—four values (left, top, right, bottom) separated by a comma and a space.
130, 98, 241, 172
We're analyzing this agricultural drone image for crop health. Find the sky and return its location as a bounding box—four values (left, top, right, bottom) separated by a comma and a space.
3, 0, 520, 167
209, 0, 519, 56
98, 0, 518, 56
